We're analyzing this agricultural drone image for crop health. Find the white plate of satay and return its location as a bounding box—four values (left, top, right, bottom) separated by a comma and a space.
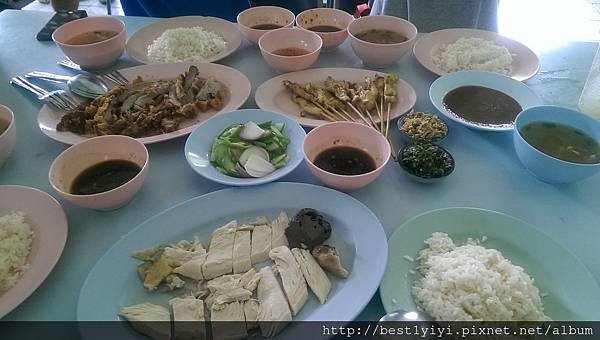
255, 68, 417, 128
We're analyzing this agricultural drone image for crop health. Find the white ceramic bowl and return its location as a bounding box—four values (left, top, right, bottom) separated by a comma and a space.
49, 135, 149, 210
52, 16, 126, 70
0, 104, 16, 168
514, 105, 600, 184
237, 6, 295, 45
303, 121, 391, 191
259, 27, 322, 73
347, 15, 417, 67
296, 8, 353, 51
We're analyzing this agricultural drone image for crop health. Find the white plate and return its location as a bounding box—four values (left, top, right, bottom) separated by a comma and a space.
414, 28, 540, 81
126, 16, 243, 65
255, 68, 417, 128
429, 70, 541, 131
0, 185, 68, 318
38, 62, 251, 145
78, 183, 388, 336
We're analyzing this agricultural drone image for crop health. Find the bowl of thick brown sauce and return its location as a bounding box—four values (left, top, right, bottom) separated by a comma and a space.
236, 6, 295, 45
52, 16, 126, 69
429, 70, 541, 131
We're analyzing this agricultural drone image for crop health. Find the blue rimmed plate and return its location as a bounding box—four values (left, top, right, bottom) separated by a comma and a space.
184, 109, 306, 186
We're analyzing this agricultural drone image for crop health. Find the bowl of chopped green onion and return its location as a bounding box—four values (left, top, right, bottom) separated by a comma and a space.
397, 111, 448, 144
398, 143, 454, 183
184, 109, 306, 186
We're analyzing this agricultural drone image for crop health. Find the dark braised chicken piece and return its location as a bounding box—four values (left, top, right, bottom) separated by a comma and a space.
56, 66, 226, 138
285, 208, 332, 250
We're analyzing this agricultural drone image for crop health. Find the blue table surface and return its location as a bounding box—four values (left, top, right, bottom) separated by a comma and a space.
0, 10, 599, 322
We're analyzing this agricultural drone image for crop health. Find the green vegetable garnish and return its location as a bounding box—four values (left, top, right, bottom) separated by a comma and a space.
400, 143, 453, 178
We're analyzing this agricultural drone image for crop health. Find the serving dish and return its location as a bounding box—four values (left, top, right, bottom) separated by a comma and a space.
414, 28, 540, 81
0, 104, 16, 168
429, 70, 541, 131
125, 16, 242, 65
0, 185, 68, 318
255, 67, 416, 128
379, 207, 600, 320
37, 61, 251, 145
78, 182, 388, 336
185, 109, 306, 186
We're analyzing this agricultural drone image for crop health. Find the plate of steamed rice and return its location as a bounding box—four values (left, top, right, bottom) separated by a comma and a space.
0, 185, 68, 318
413, 28, 540, 81
379, 207, 600, 321
126, 16, 243, 65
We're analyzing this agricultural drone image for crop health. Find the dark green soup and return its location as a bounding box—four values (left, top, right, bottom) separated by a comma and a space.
520, 122, 600, 164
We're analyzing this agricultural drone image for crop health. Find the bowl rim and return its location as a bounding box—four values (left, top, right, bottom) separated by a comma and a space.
397, 111, 449, 144
295, 7, 354, 35
52, 16, 126, 48
514, 105, 600, 167
0, 104, 15, 139
258, 27, 323, 59
48, 135, 149, 198
347, 15, 418, 47
397, 142, 455, 179
236, 5, 295, 31
303, 121, 391, 178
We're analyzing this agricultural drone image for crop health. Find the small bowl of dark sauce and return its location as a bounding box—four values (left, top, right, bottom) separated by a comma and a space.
398, 143, 455, 183
303, 121, 391, 191
236, 6, 295, 45
49, 135, 149, 210
296, 8, 353, 51
429, 70, 542, 131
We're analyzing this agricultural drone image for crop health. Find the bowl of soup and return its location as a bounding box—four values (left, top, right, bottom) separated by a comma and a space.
514, 105, 600, 183
53, 16, 126, 70
296, 8, 353, 51
0, 105, 16, 169
303, 121, 391, 191
347, 15, 417, 67
259, 27, 322, 73
237, 6, 295, 45
49, 135, 149, 210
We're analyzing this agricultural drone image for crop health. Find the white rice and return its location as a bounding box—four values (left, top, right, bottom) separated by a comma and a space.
433, 37, 513, 75
147, 27, 227, 63
412, 232, 549, 321
0, 212, 33, 291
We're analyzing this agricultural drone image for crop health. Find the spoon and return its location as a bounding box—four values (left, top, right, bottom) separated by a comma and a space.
379, 309, 433, 322
26, 71, 108, 99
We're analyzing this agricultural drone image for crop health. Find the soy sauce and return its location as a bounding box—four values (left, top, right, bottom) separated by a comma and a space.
251, 23, 282, 30
313, 146, 376, 175
71, 159, 141, 195
308, 25, 342, 33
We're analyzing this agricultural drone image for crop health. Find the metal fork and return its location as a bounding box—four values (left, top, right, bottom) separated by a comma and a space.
58, 59, 129, 86
10, 76, 79, 111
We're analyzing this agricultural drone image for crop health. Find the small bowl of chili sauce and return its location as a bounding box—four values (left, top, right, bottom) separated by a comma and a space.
303, 121, 391, 191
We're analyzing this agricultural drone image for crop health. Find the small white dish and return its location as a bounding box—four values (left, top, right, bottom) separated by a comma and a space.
429, 70, 541, 131
414, 28, 540, 81
184, 109, 306, 186
126, 16, 242, 65
0, 185, 68, 318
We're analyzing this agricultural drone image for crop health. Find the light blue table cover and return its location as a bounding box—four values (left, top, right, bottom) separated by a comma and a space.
0, 10, 598, 322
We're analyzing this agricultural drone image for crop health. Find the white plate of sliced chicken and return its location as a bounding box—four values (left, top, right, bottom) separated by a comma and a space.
37, 61, 251, 145
77, 182, 388, 339
255, 68, 417, 128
